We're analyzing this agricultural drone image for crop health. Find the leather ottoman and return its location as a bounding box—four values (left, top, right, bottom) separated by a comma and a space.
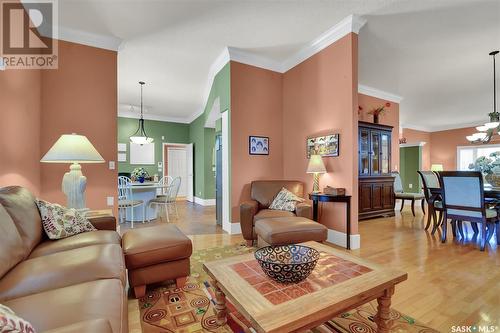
122, 224, 192, 298
254, 216, 327, 246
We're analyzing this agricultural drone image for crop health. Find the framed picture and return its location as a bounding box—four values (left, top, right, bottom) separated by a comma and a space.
249, 136, 269, 155
307, 134, 339, 158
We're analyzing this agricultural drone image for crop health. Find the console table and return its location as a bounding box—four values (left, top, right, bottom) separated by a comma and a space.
309, 193, 352, 250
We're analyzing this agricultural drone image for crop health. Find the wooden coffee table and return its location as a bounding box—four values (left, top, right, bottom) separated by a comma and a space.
203, 241, 407, 333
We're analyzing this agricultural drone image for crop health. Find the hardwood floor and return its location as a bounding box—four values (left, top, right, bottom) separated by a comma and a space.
126, 202, 500, 332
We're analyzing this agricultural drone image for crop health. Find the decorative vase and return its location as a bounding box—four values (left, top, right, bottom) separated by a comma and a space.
138, 176, 145, 183
485, 174, 500, 187
373, 114, 379, 124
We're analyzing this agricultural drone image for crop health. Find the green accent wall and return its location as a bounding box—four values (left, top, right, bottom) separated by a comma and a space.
117, 117, 190, 176
400, 146, 422, 193
189, 63, 230, 200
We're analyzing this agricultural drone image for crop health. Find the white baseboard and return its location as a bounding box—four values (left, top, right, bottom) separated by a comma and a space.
326, 229, 360, 249
222, 221, 242, 235
194, 197, 216, 206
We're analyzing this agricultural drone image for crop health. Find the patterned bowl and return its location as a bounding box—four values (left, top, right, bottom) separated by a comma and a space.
254, 245, 320, 284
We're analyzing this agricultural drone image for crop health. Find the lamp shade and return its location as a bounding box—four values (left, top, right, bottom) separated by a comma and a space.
430, 164, 443, 172
41, 134, 104, 163
306, 155, 326, 174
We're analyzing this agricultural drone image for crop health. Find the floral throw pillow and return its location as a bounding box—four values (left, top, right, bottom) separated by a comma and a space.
35, 199, 96, 240
269, 187, 304, 212
0, 304, 36, 333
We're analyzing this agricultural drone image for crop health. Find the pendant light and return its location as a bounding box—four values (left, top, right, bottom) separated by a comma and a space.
466, 50, 499, 143
130, 81, 154, 145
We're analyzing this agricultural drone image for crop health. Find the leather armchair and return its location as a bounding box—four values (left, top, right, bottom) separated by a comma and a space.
240, 180, 312, 245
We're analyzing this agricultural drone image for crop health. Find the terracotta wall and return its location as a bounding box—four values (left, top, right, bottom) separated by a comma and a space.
40, 41, 118, 214
402, 128, 431, 170
0, 69, 42, 195
358, 93, 400, 171
283, 33, 359, 233
230, 61, 284, 221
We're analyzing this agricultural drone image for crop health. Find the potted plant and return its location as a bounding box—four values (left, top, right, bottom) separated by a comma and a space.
468, 152, 500, 186
367, 102, 391, 124
131, 167, 149, 183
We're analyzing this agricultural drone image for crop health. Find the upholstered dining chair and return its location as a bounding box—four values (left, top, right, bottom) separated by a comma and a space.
418, 171, 444, 233
392, 172, 425, 216
118, 176, 145, 228
438, 171, 499, 251
148, 176, 181, 222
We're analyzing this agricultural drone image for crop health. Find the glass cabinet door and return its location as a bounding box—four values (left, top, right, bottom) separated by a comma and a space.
371, 131, 380, 175
381, 132, 390, 174
359, 129, 370, 175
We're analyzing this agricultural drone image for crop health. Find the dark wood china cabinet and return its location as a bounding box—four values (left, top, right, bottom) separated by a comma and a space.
358, 121, 395, 220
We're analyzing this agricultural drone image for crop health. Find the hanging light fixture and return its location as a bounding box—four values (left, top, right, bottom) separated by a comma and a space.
466, 50, 499, 144
130, 81, 154, 145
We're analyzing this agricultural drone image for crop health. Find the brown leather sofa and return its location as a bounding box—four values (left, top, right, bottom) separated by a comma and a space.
0, 186, 127, 333
240, 180, 312, 245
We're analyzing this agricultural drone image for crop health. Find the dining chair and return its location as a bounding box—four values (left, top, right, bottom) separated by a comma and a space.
392, 171, 425, 216
157, 176, 173, 196
437, 171, 499, 251
148, 176, 181, 222
118, 176, 145, 228
417, 171, 444, 234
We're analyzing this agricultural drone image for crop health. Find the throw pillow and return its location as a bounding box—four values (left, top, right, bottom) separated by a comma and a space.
35, 199, 96, 240
0, 304, 36, 333
269, 187, 304, 212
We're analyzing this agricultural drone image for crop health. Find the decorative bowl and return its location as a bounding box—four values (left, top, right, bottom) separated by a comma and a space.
254, 245, 320, 284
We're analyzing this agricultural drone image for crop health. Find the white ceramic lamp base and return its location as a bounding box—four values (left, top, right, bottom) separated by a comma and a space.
62, 163, 87, 209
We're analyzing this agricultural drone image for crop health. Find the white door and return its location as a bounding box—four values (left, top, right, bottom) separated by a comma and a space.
186, 143, 194, 202
167, 147, 188, 197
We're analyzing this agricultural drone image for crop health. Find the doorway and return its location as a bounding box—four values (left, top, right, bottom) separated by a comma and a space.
399, 145, 422, 193
162, 143, 194, 202
215, 134, 222, 225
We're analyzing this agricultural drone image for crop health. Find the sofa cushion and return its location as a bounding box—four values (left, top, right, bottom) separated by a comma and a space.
4, 279, 126, 333
36, 199, 96, 240
0, 244, 125, 301
255, 217, 328, 245
250, 180, 304, 208
269, 187, 304, 212
254, 209, 295, 222
28, 230, 121, 259
0, 205, 25, 279
0, 304, 36, 333
42, 319, 113, 333
122, 224, 192, 270
0, 186, 43, 256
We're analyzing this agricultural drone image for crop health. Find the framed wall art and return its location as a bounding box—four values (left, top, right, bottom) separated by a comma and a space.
249, 136, 269, 155
306, 134, 339, 158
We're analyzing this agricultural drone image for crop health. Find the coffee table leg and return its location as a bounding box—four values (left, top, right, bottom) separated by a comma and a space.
214, 281, 227, 326
375, 286, 394, 333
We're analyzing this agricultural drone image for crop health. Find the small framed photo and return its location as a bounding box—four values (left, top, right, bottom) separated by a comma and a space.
307, 134, 339, 158
249, 136, 269, 155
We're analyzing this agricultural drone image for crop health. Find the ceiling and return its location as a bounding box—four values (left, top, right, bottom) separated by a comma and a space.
57, 0, 500, 131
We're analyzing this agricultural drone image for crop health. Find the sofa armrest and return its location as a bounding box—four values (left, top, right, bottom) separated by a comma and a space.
240, 200, 259, 241
88, 216, 117, 231
42, 319, 113, 333
296, 202, 312, 220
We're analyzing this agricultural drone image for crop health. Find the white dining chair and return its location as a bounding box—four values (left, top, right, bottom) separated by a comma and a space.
148, 176, 181, 222
118, 176, 145, 228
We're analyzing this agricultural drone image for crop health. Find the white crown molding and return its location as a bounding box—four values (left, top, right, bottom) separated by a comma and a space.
281, 14, 367, 72
358, 84, 403, 103
400, 124, 432, 132
186, 47, 230, 124
118, 109, 190, 124
58, 26, 122, 51
402, 120, 483, 133
228, 47, 283, 73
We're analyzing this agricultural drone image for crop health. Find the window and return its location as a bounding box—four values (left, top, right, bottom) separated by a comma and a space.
457, 144, 500, 171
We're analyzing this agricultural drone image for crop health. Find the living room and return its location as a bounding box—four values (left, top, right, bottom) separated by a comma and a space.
1, 1, 499, 332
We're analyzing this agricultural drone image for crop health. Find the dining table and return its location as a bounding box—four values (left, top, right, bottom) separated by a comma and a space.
124, 181, 171, 222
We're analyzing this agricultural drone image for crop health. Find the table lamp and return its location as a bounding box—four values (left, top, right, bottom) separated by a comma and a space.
306, 155, 327, 193
431, 164, 444, 172
41, 133, 105, 209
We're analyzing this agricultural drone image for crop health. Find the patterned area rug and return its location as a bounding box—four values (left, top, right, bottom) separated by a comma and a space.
139, 243, 438, 333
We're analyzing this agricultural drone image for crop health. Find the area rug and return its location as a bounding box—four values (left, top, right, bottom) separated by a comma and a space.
138, 243, 438, 333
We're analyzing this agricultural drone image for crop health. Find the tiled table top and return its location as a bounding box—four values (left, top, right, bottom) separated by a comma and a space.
229, 251, 372, 305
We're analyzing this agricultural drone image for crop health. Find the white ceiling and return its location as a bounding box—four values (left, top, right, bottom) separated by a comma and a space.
57, 0, 500, 131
